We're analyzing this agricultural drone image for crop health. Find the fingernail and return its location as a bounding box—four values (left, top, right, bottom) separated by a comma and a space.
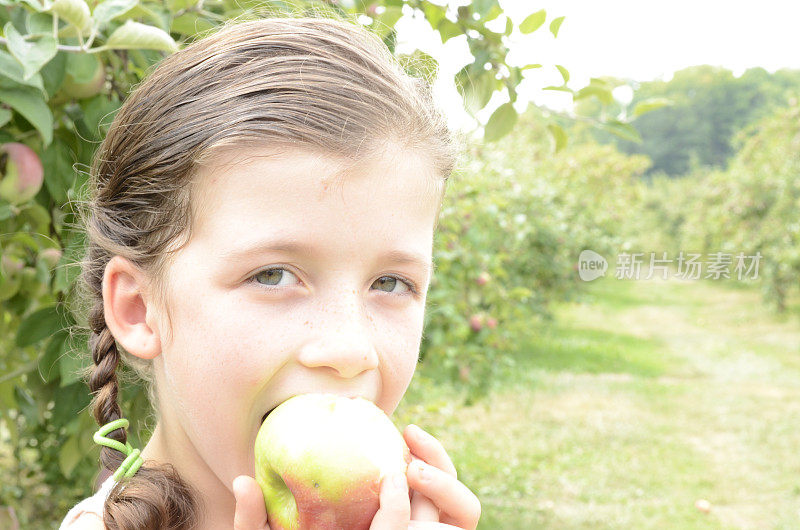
408, 423, 423, 436
232, 477, 243, 500
393, 472, 407, 490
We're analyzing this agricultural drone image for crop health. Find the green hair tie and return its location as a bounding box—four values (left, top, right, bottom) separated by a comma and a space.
93, 418, 144, 481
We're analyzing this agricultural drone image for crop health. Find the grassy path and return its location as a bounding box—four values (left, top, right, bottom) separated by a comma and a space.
398, 277, 800, 529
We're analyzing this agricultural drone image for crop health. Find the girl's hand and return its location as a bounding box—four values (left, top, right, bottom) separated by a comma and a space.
370, 424, 481, 530
233, 475, 271, 530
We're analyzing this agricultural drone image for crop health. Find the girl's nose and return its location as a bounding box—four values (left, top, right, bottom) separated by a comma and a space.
297, 335, 379, 379
296, 299, 379, 379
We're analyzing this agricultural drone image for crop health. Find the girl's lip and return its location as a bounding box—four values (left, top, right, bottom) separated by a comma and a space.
260, 393, 373, 425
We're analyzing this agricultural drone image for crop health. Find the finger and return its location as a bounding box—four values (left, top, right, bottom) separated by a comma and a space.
233, 475, 270, 530
409, 487, 439, 522
369, 472, 410, 530
403, 425, 457, 478
408, 456, 439, 522
407, 460, 481, 530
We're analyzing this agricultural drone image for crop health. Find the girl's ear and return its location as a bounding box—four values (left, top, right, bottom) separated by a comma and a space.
102, 255, 162, 360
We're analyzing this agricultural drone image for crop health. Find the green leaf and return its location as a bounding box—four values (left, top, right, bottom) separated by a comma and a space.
547, 123, 567, 152
16, 305, 67, 348
0, 201, 13, 221
92, 0, 138, 27
543, 85, 573, 93
18, 202, 51, 234
40, 49, 67, 98
27, 12, 55, 35
521, 63, 542, 71
472, 0, 502, 22
0, 50, 46, 94
373, 6, 403, 39
40, 330, 69, 383
80, 93, 121, 140
398, 49, 439, 82
436, 17, 461, 44
59, 349, 88, 385
53, 382, 91, 428
54, 227, 86, 293
575, 84, 613, 104
41, 136, 74, 203
555, 64, 569, 84
601, 119, 642, 143
549, 16, 565, 37
632, 97, 673, 117
481, 4, 503, 23
99, 20, 178, 52
504, 16, 513, 36
484, 102, 517, 142
4, 22, 58, 81
519, 9, 546, 34
456, 67, 496, 115
170, 11, 214, 35
0, 87, 54, 145
59, 434, 83, 478
65, 50, 99, 83
421, 1, 446, 30
166, 0, 193, 10
1, 0, 45, 11
48, 0, 91, 33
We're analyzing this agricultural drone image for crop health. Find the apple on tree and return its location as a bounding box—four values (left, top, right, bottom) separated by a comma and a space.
0, 142, 43, 205
254, 393, 412, 530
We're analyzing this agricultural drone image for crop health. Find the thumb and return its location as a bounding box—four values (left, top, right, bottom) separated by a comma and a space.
369, 472, 410, 530
233, 475, 270, 530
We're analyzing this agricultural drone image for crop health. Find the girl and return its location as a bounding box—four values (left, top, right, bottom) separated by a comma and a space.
59, 11, 480, 530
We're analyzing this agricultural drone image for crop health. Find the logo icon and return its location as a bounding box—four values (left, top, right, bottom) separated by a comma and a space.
578, 250, 607, 281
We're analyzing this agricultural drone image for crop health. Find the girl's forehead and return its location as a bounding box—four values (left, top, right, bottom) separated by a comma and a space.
188, 142, 439, 239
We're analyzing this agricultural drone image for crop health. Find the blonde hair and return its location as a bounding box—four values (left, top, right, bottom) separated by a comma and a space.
73, 10, 461, 529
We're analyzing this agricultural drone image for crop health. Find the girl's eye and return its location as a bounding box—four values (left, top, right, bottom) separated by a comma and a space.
249, 267, 300, 289
372, 275, 418, 296
247, 268, 417, 296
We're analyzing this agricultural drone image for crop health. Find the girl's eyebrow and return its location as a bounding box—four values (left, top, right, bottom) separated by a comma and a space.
218, 238, 433, 275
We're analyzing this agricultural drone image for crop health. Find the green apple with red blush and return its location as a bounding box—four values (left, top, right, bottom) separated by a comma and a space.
254, 393, 412, 530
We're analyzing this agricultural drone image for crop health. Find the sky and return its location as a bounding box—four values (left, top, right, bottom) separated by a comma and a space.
390, 0, 800, 134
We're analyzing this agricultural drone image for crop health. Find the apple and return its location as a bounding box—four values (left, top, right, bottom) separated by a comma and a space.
254, 393, 411, 530
0, 143, 44, 204
61, 55, 106, 100
475, 271, 491, 286
38, 248, 62, 270
469, 314, 483, 332
0, 253, 25, 301
694, 498, 711, 513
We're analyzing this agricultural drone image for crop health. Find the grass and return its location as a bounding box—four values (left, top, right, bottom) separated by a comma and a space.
396, 276, 800, 529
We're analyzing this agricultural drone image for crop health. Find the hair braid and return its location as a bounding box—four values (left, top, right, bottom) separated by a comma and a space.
88, 301, 126, 474
81, 245, 200, 529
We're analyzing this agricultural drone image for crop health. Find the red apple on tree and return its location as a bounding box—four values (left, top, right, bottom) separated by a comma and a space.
469, 314, 483, 332
0, 143, 43, 204
254, 393, 411, 530
475, 271, 490, 286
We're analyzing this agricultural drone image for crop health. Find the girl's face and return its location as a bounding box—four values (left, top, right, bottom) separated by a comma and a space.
149, 142, 441, 494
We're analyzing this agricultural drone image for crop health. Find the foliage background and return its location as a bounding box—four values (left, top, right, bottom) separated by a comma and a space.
0, 0, 797, 528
